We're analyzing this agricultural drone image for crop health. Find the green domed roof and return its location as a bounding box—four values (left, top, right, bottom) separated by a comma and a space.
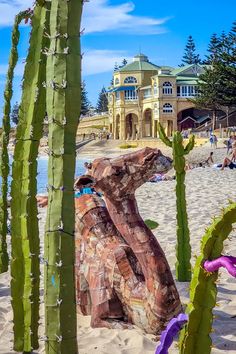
119, 53, 160, 72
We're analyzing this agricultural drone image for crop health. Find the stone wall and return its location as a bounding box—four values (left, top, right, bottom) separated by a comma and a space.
77, 114, 109, 137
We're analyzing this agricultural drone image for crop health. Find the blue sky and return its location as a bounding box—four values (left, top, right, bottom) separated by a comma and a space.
0, 0, 236, 120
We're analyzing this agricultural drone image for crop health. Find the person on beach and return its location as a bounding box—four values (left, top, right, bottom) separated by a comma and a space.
227, 136, 234, 154
210, 134, 217, 148
209, 134, 214, 148
149, 173, 175, 182
220, 157, 236, 170
205, 152, 214, 166
84, 162, 92, 175
219, 144, 236, 170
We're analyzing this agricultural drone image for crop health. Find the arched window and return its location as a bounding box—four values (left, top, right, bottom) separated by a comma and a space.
163, 82, 173, 95
163, 103, 173, 113
153, 82, 158, 95
124, 76, 137, 84
115, 78, 119, 85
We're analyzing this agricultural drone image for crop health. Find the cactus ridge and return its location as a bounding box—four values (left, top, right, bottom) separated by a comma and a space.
44, 1, 82, 353
10, 3, 49, 352
0, 9, 31, 274
179, 202, 236, 354
157, 123, 194, 281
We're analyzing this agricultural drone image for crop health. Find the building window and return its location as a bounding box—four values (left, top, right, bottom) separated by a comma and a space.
124, 76, 137, 84
115, 78, 119, 85
154, 82, 158, 96
163, 103, 173, 113
143, 88, 152, 98
115, 91, 120, 100
163, 82, 173, 95
177, 85, 198, 97
109, 94, 113, 102
124, 90, 138, 100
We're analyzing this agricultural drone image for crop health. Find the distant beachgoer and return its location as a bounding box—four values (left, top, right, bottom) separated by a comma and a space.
209, 135, 214, 148
213, 135, 218, 148
231, 141, 236, 162
149, 173, 175, 182
227, 136, 234, 154
219, 147, 236, 170
205, 152, 214, 166
220, 157, 236, 170
84, 162, 92, 175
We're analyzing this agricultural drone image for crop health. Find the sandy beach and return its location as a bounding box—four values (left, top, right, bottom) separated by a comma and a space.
0, 140, 236, 353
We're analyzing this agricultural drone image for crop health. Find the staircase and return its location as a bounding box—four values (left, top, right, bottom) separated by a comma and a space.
193, 110, 236, 132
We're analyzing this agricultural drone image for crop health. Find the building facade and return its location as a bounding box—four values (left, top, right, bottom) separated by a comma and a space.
108, 54, 206, 139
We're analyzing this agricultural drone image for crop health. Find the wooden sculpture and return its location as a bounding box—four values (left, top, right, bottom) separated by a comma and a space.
75, 147, 181, 334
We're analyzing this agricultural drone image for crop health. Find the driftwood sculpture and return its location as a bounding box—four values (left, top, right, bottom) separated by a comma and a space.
75, 147, 181, 333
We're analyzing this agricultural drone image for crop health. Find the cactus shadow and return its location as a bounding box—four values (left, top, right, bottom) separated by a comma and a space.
0, 284, 10, 297
217, 285, 236, 295
212, 309, 236, 350
213, 337, 236, 351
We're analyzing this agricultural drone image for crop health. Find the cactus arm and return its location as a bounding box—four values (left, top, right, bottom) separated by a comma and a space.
179, 202, 236, 354
44, 1, 82, 353
173, 132, 191, 282
175, 172, 191, 281
10, 3, 49, 352
184, 135, 195, 155
157, 122, 172, 147
0, 10, 31, 274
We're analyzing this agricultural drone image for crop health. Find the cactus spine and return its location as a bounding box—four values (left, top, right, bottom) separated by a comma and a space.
10, 2, 49, 352
179, 202, 236, 354
44, 0, 82, 352
0, 10, 31, 274
157, 123, 195, 281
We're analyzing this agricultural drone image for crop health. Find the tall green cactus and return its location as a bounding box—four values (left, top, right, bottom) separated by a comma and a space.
0, 10, 31, 274
157, 123, 195, 281
10, 2, 49, 352
179, 202, 236, 354
44, 0, 82, 353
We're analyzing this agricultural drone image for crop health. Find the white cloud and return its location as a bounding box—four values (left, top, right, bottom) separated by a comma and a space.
0, 51, 130, 77
82, 49, 132, 75
0, 0, 170, 35
83, 0, 169, 35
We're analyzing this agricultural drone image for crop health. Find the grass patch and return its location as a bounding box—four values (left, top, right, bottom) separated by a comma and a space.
119, 143, 138, 149
144, 219, 159, 230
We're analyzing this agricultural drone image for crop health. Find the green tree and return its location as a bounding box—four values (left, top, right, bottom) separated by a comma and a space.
119, 58, 128, 69
192, 22, 236, 129
191, 66, 221, 130
181, 35, 201, 66
114, 62, 119, 71
110, 62, 120, 86
216, 35, 236, 109
10, 102, 20, 125
96, 86, 108, 113
203, 33, 221, 64
81, 81, 90, 116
